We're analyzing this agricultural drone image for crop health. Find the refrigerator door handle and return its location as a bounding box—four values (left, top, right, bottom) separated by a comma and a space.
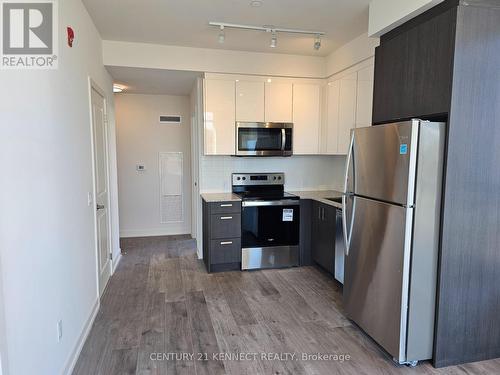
342, 194, 349, 254
346, 197, 356, 256
343, 132, 355, 195
343, 132, 355, 255
342, 194, 357, 257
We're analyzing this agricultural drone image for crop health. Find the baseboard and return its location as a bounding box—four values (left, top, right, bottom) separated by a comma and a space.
112, 249, 122, 274
63, 299, 99, 375
120, 228, 190, 238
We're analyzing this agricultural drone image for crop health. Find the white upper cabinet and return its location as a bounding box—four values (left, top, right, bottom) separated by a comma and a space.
356, 65, 375, 128
204, 79, 236, 155
325, 81, 340, 154
202, 64, 373, 156
337, 72, 358, 155
292, 83, 321, 155
236, 81, 265, 122
265, 81, 293, 123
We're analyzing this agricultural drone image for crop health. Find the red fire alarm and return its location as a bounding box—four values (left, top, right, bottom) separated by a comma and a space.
67, 27, 75, 47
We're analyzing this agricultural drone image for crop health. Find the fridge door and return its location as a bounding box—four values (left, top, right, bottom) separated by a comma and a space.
343, 195, 413, 362
349, 120, 419, 206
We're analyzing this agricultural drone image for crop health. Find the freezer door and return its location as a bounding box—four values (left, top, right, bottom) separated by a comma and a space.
343, 196, 413, 362
349, 121, 419, 206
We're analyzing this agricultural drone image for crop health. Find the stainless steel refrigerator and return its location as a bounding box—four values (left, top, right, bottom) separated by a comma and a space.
342, 119, 445, 366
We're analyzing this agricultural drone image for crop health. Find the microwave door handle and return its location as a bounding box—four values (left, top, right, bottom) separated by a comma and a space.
281, 128, 286, 151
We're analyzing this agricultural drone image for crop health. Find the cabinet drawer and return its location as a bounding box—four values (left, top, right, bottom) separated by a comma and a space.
210, 201, 241, 214
210, 238, 241, 264
210, 213, 241, 239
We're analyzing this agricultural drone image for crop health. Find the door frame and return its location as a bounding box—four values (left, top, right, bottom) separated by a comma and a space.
190, 80, 201, 243
88, 78, 113, 298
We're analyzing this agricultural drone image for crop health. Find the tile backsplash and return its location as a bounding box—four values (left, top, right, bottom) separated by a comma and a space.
200, 155, 346, 193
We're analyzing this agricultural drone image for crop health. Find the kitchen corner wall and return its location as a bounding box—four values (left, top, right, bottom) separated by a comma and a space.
200, 155, 346, 193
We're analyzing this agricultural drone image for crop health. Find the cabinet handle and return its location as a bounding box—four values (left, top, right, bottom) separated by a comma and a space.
220, 241, 233, 245
220, 204, 233, 207
220, 216, 233, 220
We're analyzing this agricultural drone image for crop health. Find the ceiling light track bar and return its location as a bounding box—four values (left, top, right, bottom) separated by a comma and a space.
209, 22, 325, 36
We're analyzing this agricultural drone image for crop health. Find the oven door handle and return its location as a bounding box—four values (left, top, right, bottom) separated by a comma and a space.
242, 200, 300, 207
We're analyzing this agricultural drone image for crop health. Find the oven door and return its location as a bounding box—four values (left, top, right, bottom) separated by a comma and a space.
241, 200, 300, 269
236, 122, 292, 156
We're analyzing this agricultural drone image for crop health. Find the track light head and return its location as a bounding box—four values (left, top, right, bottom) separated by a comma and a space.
270, 31, 277, 48
314, 34, 321, 50
218, 25, 225, 44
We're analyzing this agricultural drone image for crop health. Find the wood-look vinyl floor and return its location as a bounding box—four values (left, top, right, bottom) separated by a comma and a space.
73, 236, 500, 375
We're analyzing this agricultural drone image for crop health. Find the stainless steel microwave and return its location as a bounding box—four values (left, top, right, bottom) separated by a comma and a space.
236, 122, 293, 156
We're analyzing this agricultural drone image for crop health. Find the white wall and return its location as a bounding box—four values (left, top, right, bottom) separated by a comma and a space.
326, 33, 379, 77
369, 0, 444, 36
0, 0, 119, 374
103, 40, 326, 78
116, 94, 192, 237
0, 256, 7, 375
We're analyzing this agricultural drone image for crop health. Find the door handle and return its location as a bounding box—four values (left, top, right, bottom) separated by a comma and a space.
343, 196, 356, 257
220, 241, 233, 245
96, 204, 105, 210
342, 195, 349, 252
343, 132, 355, 196
220, 216, 233, 220
220, 204, 233, 207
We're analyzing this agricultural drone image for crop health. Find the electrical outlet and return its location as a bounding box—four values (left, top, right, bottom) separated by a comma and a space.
57, 320, 63, 342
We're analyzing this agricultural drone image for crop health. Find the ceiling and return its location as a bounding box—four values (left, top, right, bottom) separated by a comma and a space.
107, 67, 202, 95
83, 0, 370, 57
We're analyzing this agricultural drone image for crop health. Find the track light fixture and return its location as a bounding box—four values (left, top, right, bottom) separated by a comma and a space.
270, 30, 277, 48
113, 84, 125, 93
209, 22, 325, 50
218, 25, 225, 44
314, 34, 321, 50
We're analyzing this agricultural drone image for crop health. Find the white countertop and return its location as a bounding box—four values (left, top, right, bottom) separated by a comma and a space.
201, 193, 242, 202
289, 190, 343, 209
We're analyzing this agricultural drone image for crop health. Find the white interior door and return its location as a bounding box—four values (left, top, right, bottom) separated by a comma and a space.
91, 86, 111, 296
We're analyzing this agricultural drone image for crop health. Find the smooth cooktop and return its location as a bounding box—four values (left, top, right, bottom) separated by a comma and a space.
233, 191, 299, 201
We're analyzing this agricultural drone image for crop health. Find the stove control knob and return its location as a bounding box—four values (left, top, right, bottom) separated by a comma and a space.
278, 176, 282, 180
242, 177, 246, 180
273, 176, 277, 180
237, 177, 241, 180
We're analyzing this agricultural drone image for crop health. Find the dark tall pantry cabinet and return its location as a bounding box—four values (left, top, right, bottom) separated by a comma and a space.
371, 0, 500, 367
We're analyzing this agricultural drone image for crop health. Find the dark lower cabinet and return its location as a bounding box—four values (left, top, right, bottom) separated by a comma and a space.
311, 201, 336, 275
202, 199, 242, 273
299, 199, 313, 266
